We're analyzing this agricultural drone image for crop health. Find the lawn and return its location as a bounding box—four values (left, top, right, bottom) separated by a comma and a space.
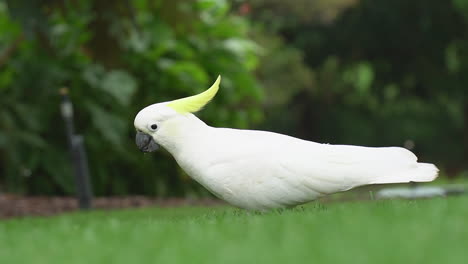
0, 197, 467, 264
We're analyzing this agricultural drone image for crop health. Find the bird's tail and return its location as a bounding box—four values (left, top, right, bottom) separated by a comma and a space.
370, 163, 439, 184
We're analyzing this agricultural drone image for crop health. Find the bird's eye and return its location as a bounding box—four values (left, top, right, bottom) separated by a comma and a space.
149, 124, 158, 131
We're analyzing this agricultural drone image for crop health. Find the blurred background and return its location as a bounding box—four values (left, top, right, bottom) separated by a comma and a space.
0, 0, 467, 198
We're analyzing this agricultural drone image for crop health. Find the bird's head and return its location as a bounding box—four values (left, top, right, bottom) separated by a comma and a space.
134, 75, 221, 152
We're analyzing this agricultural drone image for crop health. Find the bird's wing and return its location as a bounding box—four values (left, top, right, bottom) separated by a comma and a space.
274, 137, 437, 195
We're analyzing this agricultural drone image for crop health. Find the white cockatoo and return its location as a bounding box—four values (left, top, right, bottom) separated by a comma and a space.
134, 76, 438, 210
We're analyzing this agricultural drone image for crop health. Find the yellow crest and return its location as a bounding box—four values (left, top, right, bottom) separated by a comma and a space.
167, 75, 221, 113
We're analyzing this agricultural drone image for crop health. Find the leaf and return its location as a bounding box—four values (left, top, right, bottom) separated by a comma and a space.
196, 0, 217, 11
355, 62, 374, 93
163, 61, 209, 89
445, 44, 460, 73
16, 131, 47, 148
42, 149, 74, 194
223, 38, 260, 57
87, 103, 126, 147
14, 103, 43, 131
100, 70, 138, 106
0, 68, 14, 89
82, 64, 105, 88
343, 61, 374, 95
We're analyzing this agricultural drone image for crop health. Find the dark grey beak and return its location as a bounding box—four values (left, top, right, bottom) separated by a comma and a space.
135, 131, 159, 152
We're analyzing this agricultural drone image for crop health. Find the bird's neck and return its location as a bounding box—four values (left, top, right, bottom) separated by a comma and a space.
158, 113, 211, 155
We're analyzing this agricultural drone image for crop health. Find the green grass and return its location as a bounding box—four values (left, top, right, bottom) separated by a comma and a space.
1, 197, 467, 264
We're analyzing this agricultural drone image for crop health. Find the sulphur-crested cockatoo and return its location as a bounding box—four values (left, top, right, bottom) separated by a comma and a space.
134, 76, 438, 210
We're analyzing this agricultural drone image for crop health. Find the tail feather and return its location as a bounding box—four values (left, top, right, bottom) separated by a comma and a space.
370, 163, 439, 184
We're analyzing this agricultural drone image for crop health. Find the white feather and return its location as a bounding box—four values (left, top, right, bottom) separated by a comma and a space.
146, 114, 439, 210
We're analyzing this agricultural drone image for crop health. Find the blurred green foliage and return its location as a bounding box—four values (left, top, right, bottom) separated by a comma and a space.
250, 0, 467, 176
0, 0, 262, 196
0, 0, 467, 196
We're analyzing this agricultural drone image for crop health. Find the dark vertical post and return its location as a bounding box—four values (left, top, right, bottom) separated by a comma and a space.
464, 102, 468, 171
59, 88, 93, 209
